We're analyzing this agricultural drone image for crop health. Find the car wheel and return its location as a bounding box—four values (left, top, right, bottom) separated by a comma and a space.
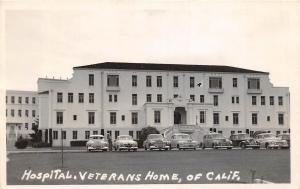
265, 143, 269, 149
144, 146, 147, 151
227, 147, 232, 150
87, 147, 91, 152
202, 144, 205, 149
194, 148, 196, 151
241, 143, 246, 149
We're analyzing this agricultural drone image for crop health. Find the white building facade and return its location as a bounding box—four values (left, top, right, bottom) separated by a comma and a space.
6, 90, 38, 142
37, 62, 290, 147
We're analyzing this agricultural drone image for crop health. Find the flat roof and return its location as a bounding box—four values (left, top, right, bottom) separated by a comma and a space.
74, 62, 268, 74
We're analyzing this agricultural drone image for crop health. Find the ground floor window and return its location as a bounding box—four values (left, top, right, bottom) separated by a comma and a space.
230, 131, 235, 135
213, 113, 219, 125
233, 113, 239, 125
93, 130, 98, 135
252, 113, 258, 125
199, 111, 206, 124
85, 131, 90, 139
88, 112, 95, 124
129, 131, 134, 137
115, 131, 120, 139
154, 110, 161, 123
110, 112, 117, 124
278, 113, 284, 125
72, 131, 77, 139
53, 131, 58, 140
62, 130, 66, 140
136, 131, 141, 140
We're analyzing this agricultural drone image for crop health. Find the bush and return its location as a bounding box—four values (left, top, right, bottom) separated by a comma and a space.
70, 140, 88, 147
139, 126, 160, 146
32, 142, 51, 148
15, 138, 29, 149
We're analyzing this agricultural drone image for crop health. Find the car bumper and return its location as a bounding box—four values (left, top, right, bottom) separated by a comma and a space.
119, 146, 138, 150
278, 144, 289, 149
179, 144, 197, 149
215, 145, 232, 149
87, 146, 108, 150
245, 144, 260, 148
149, 145, 170, 150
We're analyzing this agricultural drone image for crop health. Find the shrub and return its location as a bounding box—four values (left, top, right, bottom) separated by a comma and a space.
32, 142, 51, 148
15, 138, 28, 149
139, 126, 160, 146
70, 140, 88, 146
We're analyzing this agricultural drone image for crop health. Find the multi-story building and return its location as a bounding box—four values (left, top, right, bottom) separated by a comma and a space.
6, 90, 38, 143
37, 62, 290, 146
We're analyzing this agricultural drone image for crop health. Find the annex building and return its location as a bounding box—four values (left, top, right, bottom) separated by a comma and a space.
35, 62, 290, 147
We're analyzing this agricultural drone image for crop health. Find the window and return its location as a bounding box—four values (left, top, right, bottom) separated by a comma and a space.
122, 115, 125, 121
88, 112, 95, 124
173, 94, 178, 98
129, 131, 134, 137
231, 131, 235, 135
18, 97, 22, 104
154, 110, 161, 123
225, 116, 229, 121
57, 92, 63, 103
56, 112, 63, 124
73, 131, 77, 139
233, 113, 239, 125
32, 110, 36, 117
233, 78, 238, 87
62, 130, 66, 140
173, 76, 178, 88
85, 131, 90, 139
132, 94, 137, 105
132, 75, 137, 87
278, 113, 284, 125
236, 96, 239, 104
157, 94, 162, 102
6, 96, 7, 104
73, 115, 77, 120
252, 96, 257, 105
114, 95, 117, 102
213, 113, 219, 125
270, 96, 274, 105
136, 131, 141, 140
79, 93, 84, 103
209, 77, 222, 89
213, 95, 218, 106
200, 95, 204, 103
53, 131, 58, 140
146, 94, 152, 102
25, 97, 29, 104
18, 110, 22, 117
11, 96, 15, 103
109, 95, 113, 102
199, 111, 206, 124
68, 93, 73, 103
25, 123, 28, 130
115, 131, 120, 139
252, 113, 257, 125
278, 96, 283, 106
261, 96, 265, 105
89, 74, 94, 86
89, 93, 94, 103
32, 123, 35, 129
232, 96, 235, 104
157, 76, 162, 87
190, 95, 195, 102
248, 78, 260, 89
11, 109, 14, 117
93, 130, 98, 135
190, 77, 195, 88
110, 112, 116, 124
32, 97, 36, 104
132, 112, 138, 124
146, 76, 152, 87
107, 75, 119, 87
267, 116, 270, 121
25, 110, 29, 117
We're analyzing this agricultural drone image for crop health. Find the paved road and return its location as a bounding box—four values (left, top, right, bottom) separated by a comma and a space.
7, 149, 290, 185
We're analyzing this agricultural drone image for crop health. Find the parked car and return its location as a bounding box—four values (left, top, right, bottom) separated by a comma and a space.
229, 133, 259, 149
86, 135, 108, 152
143, 134, 170, 150
255, 133, 289, 149
201, 133, 232, 149
170, 133, 198, 150
277, 133, 290, 147
113, 135, 138, 151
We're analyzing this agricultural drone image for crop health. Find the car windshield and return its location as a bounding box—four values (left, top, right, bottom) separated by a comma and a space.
90, 136, 104, 140
278, 135, 289, 140
148, 134, 163, 139
118, 136, 132, 140
211, 134, 225, 139
176, 135, 191, 140
262, 134, 276, 138
237, 134, 251, 140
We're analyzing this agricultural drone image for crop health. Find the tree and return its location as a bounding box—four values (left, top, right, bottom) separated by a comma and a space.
29, 117, 42, 142
140, 126, 160, 142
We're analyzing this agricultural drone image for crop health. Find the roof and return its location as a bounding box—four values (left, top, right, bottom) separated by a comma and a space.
74, 62, 268, 74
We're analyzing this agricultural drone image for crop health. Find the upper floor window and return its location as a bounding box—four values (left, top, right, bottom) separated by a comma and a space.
32, 110, 36, 117
270, 96, 274, 105
278, 96, 283, 106
190, 95, 195, 102
252, 96, 257, 105
199, 111, 206, 124
11, 96, 15, 104
89, 74, 94, 86
209, 77, 222, 89
173, 76, 178, 88
131, 112, 138, 124
85, 131, 90, 139
190, 77, 195, 88
157, 94, 162, 102
261, 96, 265, 105
53, 131, 58, 140
18, 110, 22, 117
132, 75, 137, 87
68, 93, 73, 103
248, 78, 260, 89
213, 112, 219, 125
146, 76, 152, 87
89, 93, 94, 103
107, 75, 119, 87
252, 113, 257, 125
132, 94, 137, 105
233, 78, 238, 87
278, 113, 284, 125
32, 97, 36, 104
114, 94, 117, 102
146, 94, 152, 102
233, 113, 239, 125
200, 95, 205, 103
173, 94, 178, 98
157, 76, 162, 87
110, 112, 116, 124
57, 92, 63, 103
18, 97, 22, 104
11, 109, 15, 117
88, 112, 95, 124
56, 112, 63, 124
154, 110, 161, 123
25, 110, 29, 117
213, 95, 218, 106
25, 97, 29, 104
79, 93, 84, 103
73, 131, 78, 139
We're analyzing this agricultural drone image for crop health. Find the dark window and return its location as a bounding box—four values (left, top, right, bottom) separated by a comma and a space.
79, 93, 84, 103
11, 109, 14, 117
157, 76, 162, 87
88, 112, 95, 124
231, 131, 235, 135
132, 75, 137, 87
25, 97, 29, 104
25, 110, 29, 117
68, 93, 73, 103
261, 96, 265, 105
267, 116, 270, 121
209, 77, 222, 89
136, 131, 141, 140
89, 93, 94, 103
85, 131, 90, 139
190, 77, 195, 88
278, 96, 283, 106
18, 110, 22, 117
200, 95, 204, 103
146, 94, 152, 102
270, 96, 274, 105
252, 113, 257, 125
57, 92, 63, 103
18, 97, 22, 104
32, 110, 36, 117
232, 96, 235, 104
213, 113, 219, 124
73, 115, 77, 120
122, 115, 125, 121
109, 94, 112, 102
115, 131, 120, 139
154, 111, 161, 123
190, 95, 195, 101
89, 74, 94, 86
53, 131, 58, 140
93, 130, 98, 135
114, 95, 117, 102
25, 123, 28, 130
73, 131, 77, 139
110, 112, 116, 124
174, 94, 178, 98
132, 94, 137, 105
146, 76, 152, 87
225, 116, 229, 121
173, 76, 178, 88
62, 130, 66, 140
233, 78, 238, 87
157, 94, 162, 102
56, 112, 63, 124
129, 131, 134, 137
248, 78, 260, 89
236, 96, 239, 104
132, 112, 138, 124
278, 113, 284, 125
233, 113, 239, 125
11, 96, 15, 104
107, 75, 119, 87
213, 95, 218, 106
199, 111, 205, 123
252, 96, 257, 105
32, 97, 36, 104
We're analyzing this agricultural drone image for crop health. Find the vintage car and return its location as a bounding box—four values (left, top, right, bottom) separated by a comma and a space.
229, 133, 259, 149
143, 134, 170, 150
86, 135, 109, 152
201, 133, 233, 149
277, 133, 290, 147
170, 133, 198, 150
113, 135, 138, 151
255, 133, 289, 149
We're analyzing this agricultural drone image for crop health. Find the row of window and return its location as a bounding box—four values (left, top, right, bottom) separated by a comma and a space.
6, 109, 36, 117
57, 92, 94, 103
6, 96, 36, 104
210, 129, 289, 136
252, 96, 284, 106
14, 123, 35, 130
53, 130, 142, 140
106, 74, 260, 89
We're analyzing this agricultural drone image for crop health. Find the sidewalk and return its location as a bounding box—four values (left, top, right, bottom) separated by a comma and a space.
7, 146, 87, 154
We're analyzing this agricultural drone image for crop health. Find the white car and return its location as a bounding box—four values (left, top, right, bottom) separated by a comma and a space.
255, 133, 289, 149
113, 135, 138, 151
170, 133, 198, 150
86, 135, 109, 152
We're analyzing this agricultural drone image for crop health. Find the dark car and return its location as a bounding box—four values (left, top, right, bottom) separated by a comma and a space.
143, 134, 170, 150
277, 133, 290, 147
201, 133, 233, 149
229, 133, 259, 149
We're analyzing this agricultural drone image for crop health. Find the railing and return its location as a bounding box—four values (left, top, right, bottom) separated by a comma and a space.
208, 88, 224, 93
106, 86, 120, 92
247, 89, 262, 94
